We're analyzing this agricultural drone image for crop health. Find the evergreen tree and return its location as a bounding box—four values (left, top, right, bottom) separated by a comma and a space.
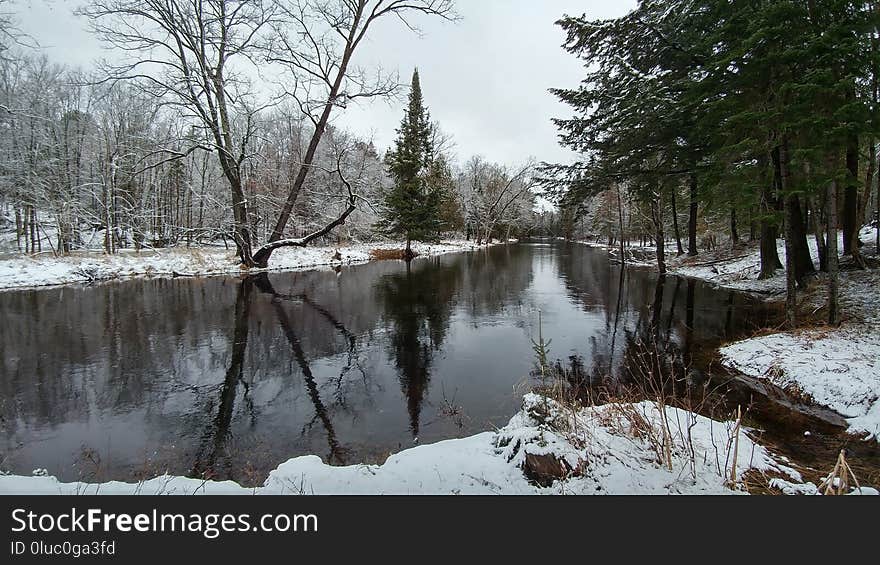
545, 0, 880, 328
376, 69, 445, 259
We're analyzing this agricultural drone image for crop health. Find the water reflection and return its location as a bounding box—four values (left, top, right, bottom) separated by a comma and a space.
377, 259, 462, 439
0, 242, 773, 485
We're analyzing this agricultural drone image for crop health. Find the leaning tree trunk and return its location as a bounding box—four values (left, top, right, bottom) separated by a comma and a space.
254, 22, 362, 269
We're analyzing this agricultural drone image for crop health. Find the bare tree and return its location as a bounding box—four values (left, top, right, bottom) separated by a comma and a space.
251, 0, 456, 267
78, 0, 278, 265
78, 0, 455, 268
458, 158, 537, 245
0, 0, 36, 62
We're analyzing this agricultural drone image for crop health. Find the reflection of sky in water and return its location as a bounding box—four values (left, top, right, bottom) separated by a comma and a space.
0, 243, 769, 485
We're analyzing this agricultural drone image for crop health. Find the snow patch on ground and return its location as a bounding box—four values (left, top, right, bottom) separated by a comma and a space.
0, 394, 804, 495
718, 249, 880, 442
720, 326, 880, 440
577, 227, 880, 442
670, 225, 879, 295
0, 240, 497, 291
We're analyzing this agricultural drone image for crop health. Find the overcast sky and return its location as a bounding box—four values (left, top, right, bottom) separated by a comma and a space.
14, 0, 636, 167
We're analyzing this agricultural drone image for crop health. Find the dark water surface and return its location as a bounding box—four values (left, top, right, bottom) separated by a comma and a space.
0, 242, 776, 485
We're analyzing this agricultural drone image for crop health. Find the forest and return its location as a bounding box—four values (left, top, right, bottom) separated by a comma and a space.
541, 0, 879, 329
0, 0, 536, 267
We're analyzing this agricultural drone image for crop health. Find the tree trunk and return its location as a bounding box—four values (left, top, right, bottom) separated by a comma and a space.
30, 206, 38, 254
759, 154, 783, 279
229, 175, 254, 267
730, 206, 739, 248
687, 173, 698, 256
749, 208, 758, 242
842, 133, 862, 265
809, 195, 828, 273
827, 177, 840, 326
15, 208, 22, 252
650, 190, 667, 276
616, 183, 626, 263
780, 139, 798, 328
257, 20, 364, 268
789, 193, 816, 285
405, 236, 414, 262
671, 187, 684, 256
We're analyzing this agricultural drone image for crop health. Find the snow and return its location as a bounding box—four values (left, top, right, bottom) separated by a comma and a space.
0, 394, 807, 495
670, 225, 880, 296
715, 232, 880, 442
574, 227, 880, 442
769, 478, 878, 496
0, 240, 499, 291
720, 326, 880, 441
716, 258, 880, 441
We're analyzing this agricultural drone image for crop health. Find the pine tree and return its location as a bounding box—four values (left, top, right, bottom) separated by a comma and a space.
376, 69, 445, 259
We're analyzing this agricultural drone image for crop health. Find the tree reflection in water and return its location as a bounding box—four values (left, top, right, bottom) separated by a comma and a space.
0, 242, 777, 484
376, 258, 462, 440
191, 279, 255, 480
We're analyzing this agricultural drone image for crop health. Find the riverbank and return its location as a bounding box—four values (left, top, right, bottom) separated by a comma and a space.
0, 240, 505, 291
3, 393, 846, 495
573, 227, 880, 443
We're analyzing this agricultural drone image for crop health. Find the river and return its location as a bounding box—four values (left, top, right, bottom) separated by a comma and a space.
0, 241, 788, 485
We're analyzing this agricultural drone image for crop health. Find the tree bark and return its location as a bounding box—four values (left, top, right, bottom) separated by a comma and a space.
809, 195, 828, 273
730, 206, 739, 248
780, 139, 798, 328
650, 189, 667, 276
687, 173, 698, 256
789, 193, 816, 285
759, 153, 783, 279
15, 208, 22, 252
671, 186, 684, 256
842, 133, 862, 265
827, 176, 840, 326
616, 183, 626, 263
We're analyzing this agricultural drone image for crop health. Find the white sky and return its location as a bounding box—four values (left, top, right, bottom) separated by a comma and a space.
14, 0, 636, 167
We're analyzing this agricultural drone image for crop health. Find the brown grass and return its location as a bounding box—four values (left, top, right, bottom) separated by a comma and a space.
369, 248, 419, 261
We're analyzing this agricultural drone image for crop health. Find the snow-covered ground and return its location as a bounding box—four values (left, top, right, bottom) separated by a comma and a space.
720, 327, 880, 440
670, 225, 879, 295
0, 240, 499, 291
699, 228, 880, 442
574, 226, 879, 296
720, 266, 880, 441
574, 227, 880, 443
1, 394, 826, 495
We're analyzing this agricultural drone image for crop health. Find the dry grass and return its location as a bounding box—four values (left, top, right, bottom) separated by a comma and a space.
818, 449, 862, 495
369, 248, 419, 261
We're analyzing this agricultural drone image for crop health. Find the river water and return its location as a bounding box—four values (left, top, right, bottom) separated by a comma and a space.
0, 241, 777, 485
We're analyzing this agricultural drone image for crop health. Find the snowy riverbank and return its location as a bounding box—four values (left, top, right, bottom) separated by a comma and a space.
0, 240, 502, 291
3, 394, 849, 496
694, 231, 880, 442
572, 227, 880, 443
719, 266, 880, 441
